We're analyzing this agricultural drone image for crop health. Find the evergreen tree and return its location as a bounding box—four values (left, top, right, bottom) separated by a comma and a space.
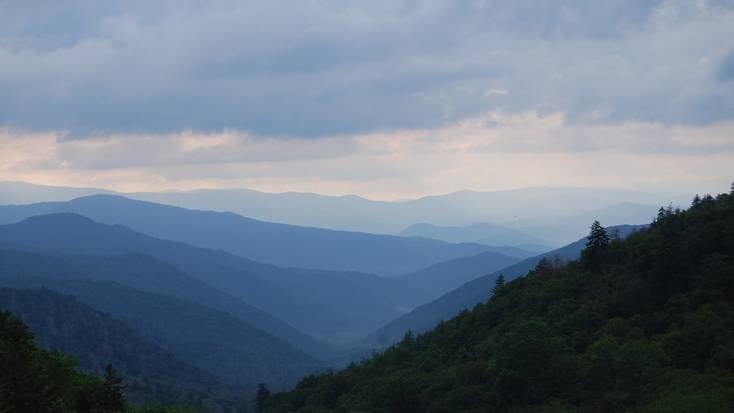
535, 257, 552, 272
262, 189, 734, 413
101, 364, 127, 411
582, 220, 609, 273
0, 311, 128, 413
401, 330, 415, 346
254, 383, 271, 413
492, 274, 506, 297
692, 194, 702, 207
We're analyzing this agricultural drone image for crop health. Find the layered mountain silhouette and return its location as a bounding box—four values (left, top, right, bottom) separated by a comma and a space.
395, 251, 521, 306
0, 214, 457, 342
0, 182, 685, 244
0, 194, 492, 276
400, 222, 551, 253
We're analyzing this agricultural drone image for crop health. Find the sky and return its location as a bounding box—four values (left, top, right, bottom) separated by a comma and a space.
1, 0, 733, 200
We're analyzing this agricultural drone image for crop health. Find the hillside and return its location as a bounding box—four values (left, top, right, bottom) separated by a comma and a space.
400, 222, 551, 252
0, 214, 415, 341
0, 195, 492, 275
395, 251, 520, 308
0, 248, 329, 358
1, 276, 323, 390
262, 191, 734, 412
371, 224, 642, 345
0, 288, 245, 409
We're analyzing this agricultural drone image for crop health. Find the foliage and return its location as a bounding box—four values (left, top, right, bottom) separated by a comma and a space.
254, 383, 271, 413
491, 274, 505, 297
263, 190, 734, 412
0, 288, 252, 412
581, 220, 609, 273
0, 310, 126, 412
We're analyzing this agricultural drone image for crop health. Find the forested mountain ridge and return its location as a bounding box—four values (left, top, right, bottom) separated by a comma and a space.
371, 224, 643, 346
0, 247, 329, 358
0, 277, 323, 389
0, 288, 247, 410
262, 191, 734, 412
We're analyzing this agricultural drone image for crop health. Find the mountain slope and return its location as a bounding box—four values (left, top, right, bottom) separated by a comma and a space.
0, 248, 329, 358
0, 309, 128, 412
263, 191, 734, 412
0, 195, 491, 275
0, 214, 413, 340
371, 224, 643, 346
0, 287, 244, 409
395, 251, 520, 308
1, 276, 322, 389
400, 222, 551, 252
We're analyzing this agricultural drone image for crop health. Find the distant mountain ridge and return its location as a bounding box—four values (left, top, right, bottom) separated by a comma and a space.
0, 213, 449, 342
396, 251, 521, 305
0, 194, 492, 276
400, 222, 552, 252
1, 181, 688, 244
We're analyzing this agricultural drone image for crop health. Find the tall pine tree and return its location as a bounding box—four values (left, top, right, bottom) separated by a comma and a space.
582, 220, 609, 274
491, 274, 506, 298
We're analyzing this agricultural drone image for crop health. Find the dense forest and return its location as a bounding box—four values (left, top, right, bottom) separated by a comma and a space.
261, 190, 734, 412
0, 309, 202, 413
0, 288, 250, 411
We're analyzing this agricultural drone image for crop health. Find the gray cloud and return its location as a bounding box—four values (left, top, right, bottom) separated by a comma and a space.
1, 0, 733, 137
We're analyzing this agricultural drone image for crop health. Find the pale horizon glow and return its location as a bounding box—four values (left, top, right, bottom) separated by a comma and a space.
1, 110, 732, 201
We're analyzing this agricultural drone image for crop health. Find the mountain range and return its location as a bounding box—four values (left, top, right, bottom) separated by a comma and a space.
261, 191, 734, 412
0, 180, 708, 412
0, 194, 494, 276
0, 181, 688, 244
0, 213, 421, 342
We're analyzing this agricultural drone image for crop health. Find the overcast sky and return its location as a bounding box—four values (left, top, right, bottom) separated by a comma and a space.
1, 0, 733, 199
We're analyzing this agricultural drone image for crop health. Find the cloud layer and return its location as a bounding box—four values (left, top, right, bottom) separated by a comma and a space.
1, 0, 733, 137
1, 1, 733, 197
2, 111, 732, 199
